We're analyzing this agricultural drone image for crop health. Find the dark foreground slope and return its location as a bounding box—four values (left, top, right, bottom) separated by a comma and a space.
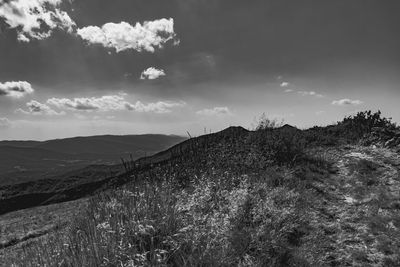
2, 111, 400, 266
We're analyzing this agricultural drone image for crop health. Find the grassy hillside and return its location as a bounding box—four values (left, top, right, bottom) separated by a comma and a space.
1, 111, 400, 266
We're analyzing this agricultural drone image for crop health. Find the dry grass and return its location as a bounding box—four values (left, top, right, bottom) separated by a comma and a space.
2, 125, 332, 266
4, 168, 320, 266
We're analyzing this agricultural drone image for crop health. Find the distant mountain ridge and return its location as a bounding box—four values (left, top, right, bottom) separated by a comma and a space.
0, 134, 186, 186
0, 134, 185, 155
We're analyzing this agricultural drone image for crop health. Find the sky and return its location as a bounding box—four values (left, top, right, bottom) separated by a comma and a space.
0, 0, 399, 140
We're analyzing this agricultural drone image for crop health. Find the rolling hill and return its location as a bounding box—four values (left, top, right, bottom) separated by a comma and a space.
0, 134, 186, 186
2, 111, 400, 266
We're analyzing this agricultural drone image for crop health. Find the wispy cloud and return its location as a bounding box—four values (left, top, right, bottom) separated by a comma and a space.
297, 91, 324, 98
332, 98, 363, 106
196, 107, 232, 116
279, 81, 324, 98
0, 81, 34, 98
0, 117, 11, 129
77, 18, 178, 53
140, 67, 166, 80
281, 86, 324, 98
0, 0, 75, 42
47, 95, 185, 113
16, 100, 64, 115
126, 101, 186, 113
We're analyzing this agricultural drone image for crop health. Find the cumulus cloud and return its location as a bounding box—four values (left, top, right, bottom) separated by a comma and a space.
280, 82, 289, 87
47, 96, 117, 111
47, 95, 185, 113
0, 117, 12, 129
0, 0, 75, 42
77, 18, 178, 53
284, 89, 294, 93
0, 81, 34, 98
140, 67, 166, 80
297, 91, 324, 98
196, 107, 232, 116
332, 99, 363, 106
16, 100, 64, 115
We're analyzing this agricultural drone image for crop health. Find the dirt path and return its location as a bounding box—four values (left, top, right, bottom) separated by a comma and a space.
309, 146, 400, 266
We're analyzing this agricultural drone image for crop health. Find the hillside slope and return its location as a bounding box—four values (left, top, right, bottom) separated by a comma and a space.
0, 127, 246, 215
1, 111, 400, 266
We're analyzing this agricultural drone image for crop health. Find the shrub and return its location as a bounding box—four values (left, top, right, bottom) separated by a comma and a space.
253, 113, 283, 131
253, 127, 306, 166
335, 110, 396, 142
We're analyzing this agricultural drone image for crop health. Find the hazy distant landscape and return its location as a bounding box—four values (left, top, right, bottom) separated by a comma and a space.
0, 134, 185, 186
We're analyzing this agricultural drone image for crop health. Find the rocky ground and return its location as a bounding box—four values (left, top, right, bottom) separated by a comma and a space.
306, 145, 400, 266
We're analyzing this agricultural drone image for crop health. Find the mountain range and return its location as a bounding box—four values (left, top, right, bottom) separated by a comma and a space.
0, 134, 186, 186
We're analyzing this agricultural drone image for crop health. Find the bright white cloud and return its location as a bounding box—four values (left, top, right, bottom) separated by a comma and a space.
280, 82, 289, 87
0, 81, 34, 98
196, 107, 232, 116
140, 67, 166, 80
332, 98, 363, 106
16, 100, 64, 115
0, 118, 12, 129
47, 95, 185, 113
0, 0, 75, 42
77, 18, 178, 53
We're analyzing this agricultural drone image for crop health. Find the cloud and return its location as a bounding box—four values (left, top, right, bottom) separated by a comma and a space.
196, 107, 232, 116
332, 98, 363, 106
280, 83, 323, 98
0, 81, 34, 98
140, 67, 166, 80
0, 0, 75, 42
77, 18, 178, 53
16, 100, 64, 115
0, 118, 12, 129
280, 82, 289, 87
47, 96, 118, 111
47, 95, 185, 113
127, 101, 186, 113
297, 91, 324, 98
